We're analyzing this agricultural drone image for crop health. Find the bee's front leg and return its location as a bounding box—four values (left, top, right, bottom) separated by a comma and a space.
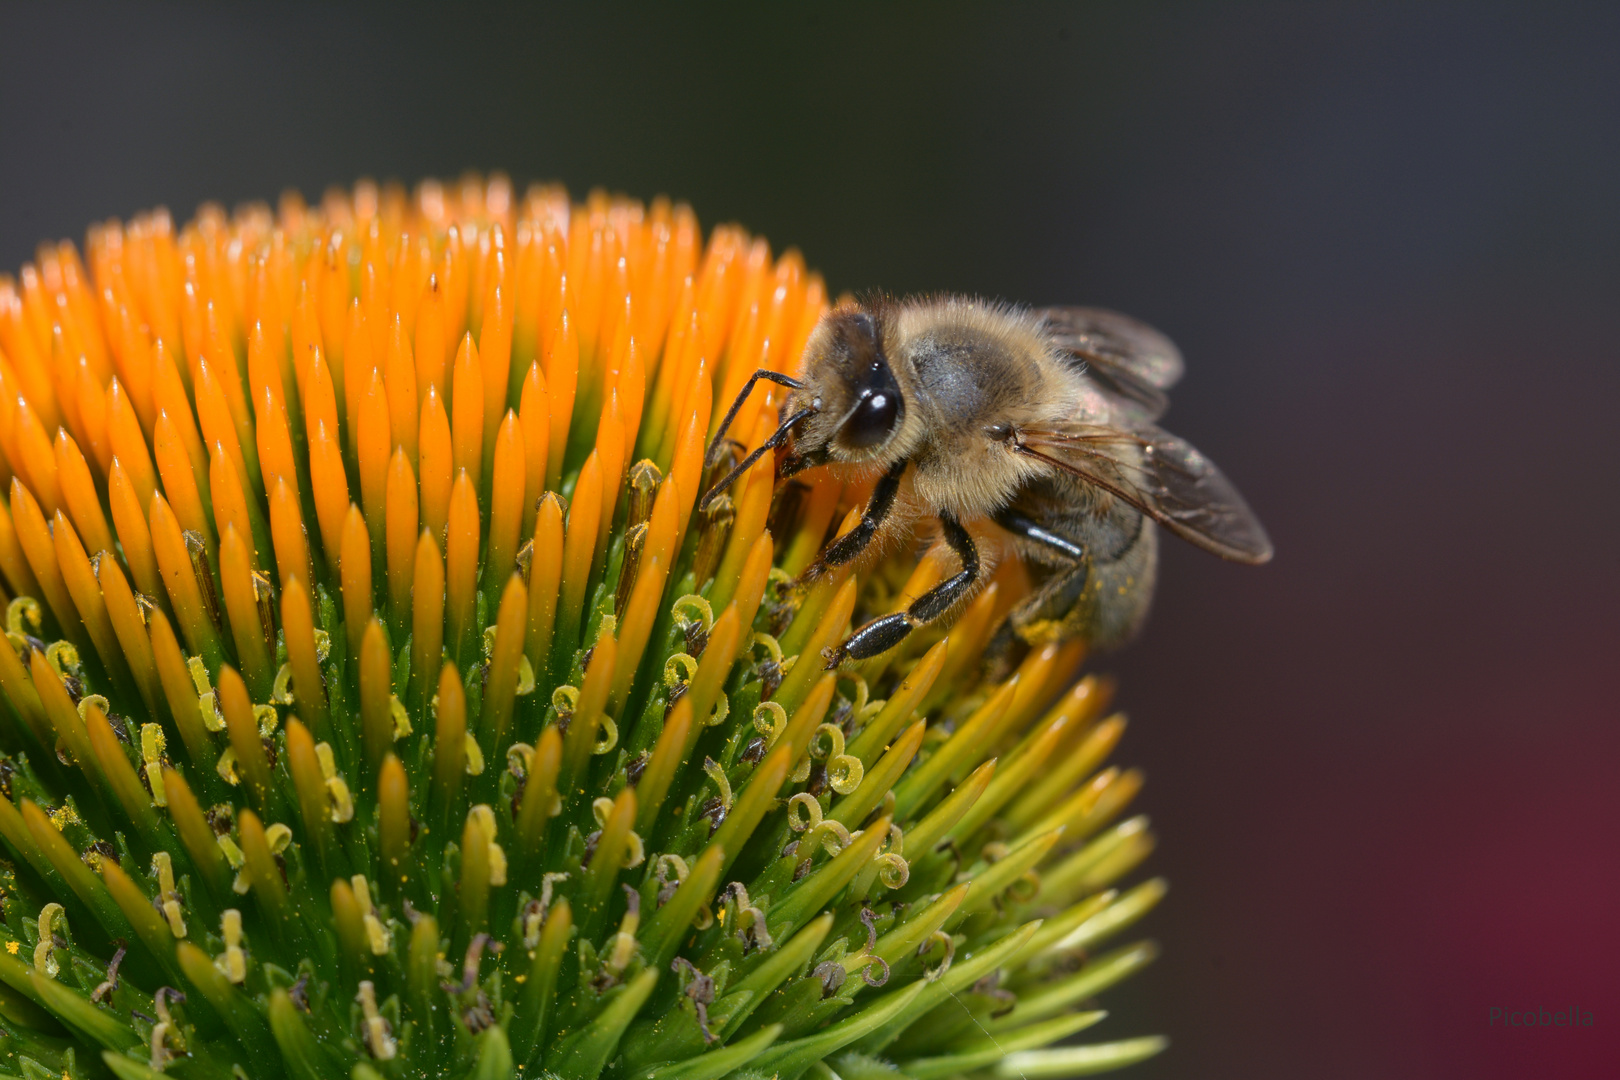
805, 458, 907, 575
826, 511, 980, 667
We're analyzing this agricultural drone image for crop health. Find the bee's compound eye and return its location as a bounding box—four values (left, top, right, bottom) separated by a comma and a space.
984, 421, 1013, 442
842, 389, 899, 450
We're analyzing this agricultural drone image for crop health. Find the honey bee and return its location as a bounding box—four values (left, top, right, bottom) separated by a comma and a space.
701, 296, 1272, 668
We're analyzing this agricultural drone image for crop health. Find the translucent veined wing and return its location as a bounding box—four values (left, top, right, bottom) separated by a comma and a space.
1014, 420, 1273, 564
1037, 306, 1185, 421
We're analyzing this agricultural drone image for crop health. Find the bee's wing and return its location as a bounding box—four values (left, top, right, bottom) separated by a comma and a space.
1016, 421, 1273, 564
1037, 306, 1185, 421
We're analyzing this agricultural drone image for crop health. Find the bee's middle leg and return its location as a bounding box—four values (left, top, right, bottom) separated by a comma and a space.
827, 511, 979, 666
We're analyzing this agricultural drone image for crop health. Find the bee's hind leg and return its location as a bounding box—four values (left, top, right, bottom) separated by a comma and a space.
983, 512, 1157, 676
985, 562, 1093, 678
984, 508, 1091, 679
992, 508, 1085, 562
825, 511, 980, 667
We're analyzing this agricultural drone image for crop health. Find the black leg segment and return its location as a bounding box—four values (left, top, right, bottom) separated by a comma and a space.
808, 457, 907, 573
827, 510, 982, 666
830, 612, 914, 663
906, 512, 981, 621
994, 508, 1085, 562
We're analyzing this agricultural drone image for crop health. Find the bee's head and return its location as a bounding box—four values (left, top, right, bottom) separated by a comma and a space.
791, 306, 907, 464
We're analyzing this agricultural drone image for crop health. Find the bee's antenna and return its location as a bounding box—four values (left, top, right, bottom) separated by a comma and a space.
699, 406, 816, 511
703, 370, 807, 469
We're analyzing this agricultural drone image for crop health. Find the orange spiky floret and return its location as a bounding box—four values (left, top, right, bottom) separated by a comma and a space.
0, 177, 1167, 1080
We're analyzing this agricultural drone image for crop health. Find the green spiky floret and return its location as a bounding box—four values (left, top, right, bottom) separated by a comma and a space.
0, 183, 1166, 1080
